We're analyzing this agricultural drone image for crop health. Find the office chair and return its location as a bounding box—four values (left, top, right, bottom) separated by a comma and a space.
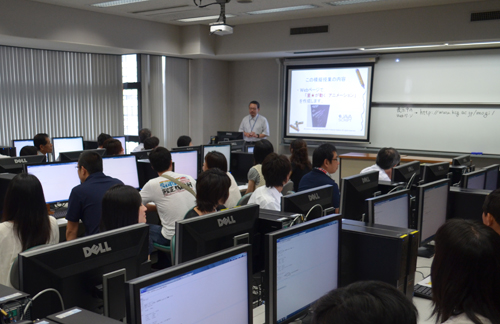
281, 180, 294, 196
237, 192, 253, 206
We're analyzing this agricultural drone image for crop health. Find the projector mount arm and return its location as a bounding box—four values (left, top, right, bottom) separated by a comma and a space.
193, 0, 230, 23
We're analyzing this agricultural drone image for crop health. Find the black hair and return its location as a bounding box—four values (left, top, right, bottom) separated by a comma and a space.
249, 100, 260, 109
101, 184, 142, 231
431, 219, 500, 324
2, 173, 52, 251
482, 188, 500, 225
33, 133, 49, 150
311, 281, 418, 324
103, 138, 123, 156
205, 151, 228, 173
253, 139, 274, 165
78, 151, 103, 174
97, 133, 112, 147
312, 143, 337, 168
376, 147, 401, 170
262, 153, 291, 188
19, 146, 38, 156
144, 136, 160, 150
290, 139, 311, 171
148, 146, 172, 173
196, 168, 231, 213
177, 135, 192, 147
139, 128, 152, 144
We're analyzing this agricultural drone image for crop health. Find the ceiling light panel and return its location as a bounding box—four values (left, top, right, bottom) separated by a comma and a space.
91, 0, 150, 8
328, 0, 384, 6
178, 14, 236, 22
246, 5, 318, 15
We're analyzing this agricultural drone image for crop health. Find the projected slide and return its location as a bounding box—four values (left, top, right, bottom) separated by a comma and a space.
285, 65, 373, 141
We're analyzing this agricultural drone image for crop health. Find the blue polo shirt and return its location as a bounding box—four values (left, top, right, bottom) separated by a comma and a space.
66, 172, 123, 236
298, 169, 340, 209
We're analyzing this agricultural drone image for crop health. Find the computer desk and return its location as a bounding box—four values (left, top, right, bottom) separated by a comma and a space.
252, 256, 437, 324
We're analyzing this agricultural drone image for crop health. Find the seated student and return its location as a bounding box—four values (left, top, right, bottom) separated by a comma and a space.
97, 133, 112, 149
0, 173, 59, 287
102, 138, 124, 156
66, 151, 123, 240
132, 128, 152, 152
144, 136, 160, 150
140, 147, 196, 247
361, 147, 401, 181
311, 281, 417, 324
289, 139, 312, 192
177, 135, 192, 147
185, 168, 231, 219
33, 133, 53, 161
298, 143, 340, 213
482, 188, 500, 235
203, 151, 241, 208
248, 153, 291, 211
19, 145, 38, 156
245, 139, 274, 194
431, 219, 500, 324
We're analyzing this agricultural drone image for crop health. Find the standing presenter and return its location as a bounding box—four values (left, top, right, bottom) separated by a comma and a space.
239, 100, 270, 142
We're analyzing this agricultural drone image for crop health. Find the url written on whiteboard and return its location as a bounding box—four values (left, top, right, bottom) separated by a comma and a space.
396, 107, 495, 119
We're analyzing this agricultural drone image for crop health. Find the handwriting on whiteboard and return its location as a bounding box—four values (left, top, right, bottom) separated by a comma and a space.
396, 107, 496, 119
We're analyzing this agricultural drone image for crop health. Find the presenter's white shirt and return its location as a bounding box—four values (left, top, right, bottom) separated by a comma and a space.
361, 164, 391, 182
140, 171, 196, 240
0, 216, 59, 287
248, 186, 282, 211
225, 172, 242, 208
238, 114, 270, 142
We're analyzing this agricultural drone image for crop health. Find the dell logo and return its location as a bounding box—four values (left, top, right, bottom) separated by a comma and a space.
438, 166, 444, 171
361, 177, 370, 184
83, 242, 112, 258
408, 166, 414, 172
308, 193, 320, 201
14, 159, 27, 164
217, 216, 236, 227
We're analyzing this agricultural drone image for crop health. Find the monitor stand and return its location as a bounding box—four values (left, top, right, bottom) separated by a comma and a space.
417, 245, 435, 258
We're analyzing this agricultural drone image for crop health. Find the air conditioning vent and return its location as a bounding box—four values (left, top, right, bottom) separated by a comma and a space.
470, 11, 500, 22
290, 25, 329, 35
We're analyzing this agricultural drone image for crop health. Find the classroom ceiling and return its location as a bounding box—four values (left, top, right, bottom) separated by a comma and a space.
28, 0, 488, 26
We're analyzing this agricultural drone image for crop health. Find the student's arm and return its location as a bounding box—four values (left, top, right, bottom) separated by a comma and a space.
66, 221, 79, 241
246, 180, 256, 194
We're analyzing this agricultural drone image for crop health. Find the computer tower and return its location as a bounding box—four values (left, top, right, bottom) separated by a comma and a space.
0, 146, 16, 157
341, 220, 409, 295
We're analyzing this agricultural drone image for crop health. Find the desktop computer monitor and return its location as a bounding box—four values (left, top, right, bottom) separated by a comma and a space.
102, 155, 140, 189
217, 131, 244, 142
18, 223, 149, 319
12, 139, 34, 156
340, 171, 379, 221
460, 169, 486, 190
52, 136, 84, 161
25, 161, 81, 204
170, 150, 199, 180
131, 149, 152, 160
367, 190, 410, 228
219, 139, 245, 152
421, 162, 450, 184
172, 145, 202, 174
174, 205, 259, 267
113, 136, 127, 154
246, 145, 255, 153
265, 214, 341, 324
391, 161, 420, 184
0, 155, 46, 173
416, 178, 450, 257
483, 164, 499, 191
203, 144, 231, 168
281, 185, 333, 219
59, 149, 106, 161
126, 245, 252, 324
452, 154, 472, 167
230, 152, 254, 184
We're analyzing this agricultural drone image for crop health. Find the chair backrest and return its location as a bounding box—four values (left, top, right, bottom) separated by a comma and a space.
237, 192, 253, 206
183, 206, 196, 219
282, 180, 294, 196
304, 204, 324, 222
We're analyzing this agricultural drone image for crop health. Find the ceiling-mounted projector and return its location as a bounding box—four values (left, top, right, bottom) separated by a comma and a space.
210, 22, 233, 35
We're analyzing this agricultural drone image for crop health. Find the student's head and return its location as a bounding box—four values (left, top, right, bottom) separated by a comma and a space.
148, 147, 172, 173
2, 173, 51, 251
97, 133, 112, 148
311, 281, 417, 324
77, 151, 103, 182
139, 128, 152, 144
103, 138, 124, 156
312, 143, 338, 174
144, 136, 160, 150
101, 184, 146, 231
203, 151, 228, 172
482, 188, 500, 235
19, 146, 38, 156
290, 139, 311, 170
196, 168, 231, 213
431, 219, 500, 323
262, 153, 291, 188
376, 147, 400, 171
249, 100, 260, 118
33, 133, 52, 154
177, 135, 192, 147
253, 139, 274, 165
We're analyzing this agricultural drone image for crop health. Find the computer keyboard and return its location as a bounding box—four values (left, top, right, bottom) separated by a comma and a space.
53, 208, 68, 219
414, 284, 432, 299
